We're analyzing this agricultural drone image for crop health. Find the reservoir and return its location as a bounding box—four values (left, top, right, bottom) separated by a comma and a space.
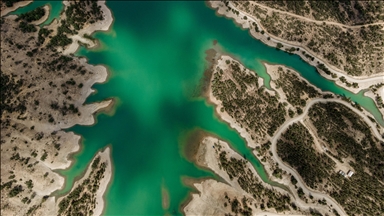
12, 1, 384, 215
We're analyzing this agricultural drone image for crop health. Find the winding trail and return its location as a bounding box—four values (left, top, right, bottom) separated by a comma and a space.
209, 4, 383, 213
249, 1, 384, 29
269, 98, 384, 216
219, 1, 384, 93
207, 54, 383, 215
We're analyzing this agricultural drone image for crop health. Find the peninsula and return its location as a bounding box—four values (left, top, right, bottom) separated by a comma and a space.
185, 53, 384, 215
209, 1, 384, 99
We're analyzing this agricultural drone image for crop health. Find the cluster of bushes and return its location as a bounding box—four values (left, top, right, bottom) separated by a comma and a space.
226, 6, 239, 16
254, 141, 271, 161
18, 21, 37, 33
37, 28, 51, 44
274, 67, 321, 107
15, 7, 45, 22
375, 94, 383, 108
211, 60, 287, 141
44, 55, 73, 71
65, 0, 103, 31
3, 0, 22, 7
316, 63, 332, 75
219, 150, 291, 213
301, 51, 315, 61
1, 180, 16, 190
229, 196, 252, 216
58, 155, 107, 215
25, 180, 33, 189
277, 123, 335, 188
251, 1, 383, 25
48, 33, 72, 48
370, 83, 384, 93
49, 100, 79, 116
285, 47, 297, 53
26, 48, 38, 57
0, 71, 25, 115
236, 1, 384, 76
9, 185, 23, 197
308, 102, 384, 215
40, 151, 47, 161
339, 76, 358, 88
276, 43, 283, 49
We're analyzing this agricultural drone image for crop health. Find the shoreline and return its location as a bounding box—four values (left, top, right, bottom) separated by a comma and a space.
183, 136, 326, 215
201, 54, 284, 185
207, 1, 384, 124
31, 1, 114, 214
29, 5, 50, 25
264, 62, 384, 126
208, 1, 384, 94
94, 146, 113, 216
52, 1, 115, 215
188, 53, 383, 215
53, 1, 114, 214
260, 60, 334, 95
206, 55, 267, 147
180, 176, 210, 215
364, 86, 384, 118
0, 1, 32, 17
55, 146, 112, 216
195, 53, 302, 191
50, 62, 116, 215
62, 0, 113, 55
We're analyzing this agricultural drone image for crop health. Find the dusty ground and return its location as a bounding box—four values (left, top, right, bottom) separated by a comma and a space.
207, 56, 263, 147
189, 54, 384, 215
61, 0, 113, 54
208, 1, 384, 94
364, 84, 384, 118
0, 1, 32, 17
235, 1, 384, 78
1, 1, 113, 215
301, 118, 355, 175
55, 147, 112, 216
184, 136, 334, 216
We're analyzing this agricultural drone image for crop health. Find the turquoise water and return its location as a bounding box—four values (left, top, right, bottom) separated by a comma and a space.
12, 1, 384, 215
10, 1, 63, 26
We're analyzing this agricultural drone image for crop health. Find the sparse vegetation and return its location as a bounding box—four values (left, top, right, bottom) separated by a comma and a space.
211, 58, 286, 142
233, 1, 384, 76
279, 101, 384, 215
49, 0, 103, 48
1, 1, 107, 215
219, 150, 291, 213
211, 58, 323, 145
15, 7, 45, 23
58, 156, 108, 215
277, 122, 335, 188
3, 0, 22, 7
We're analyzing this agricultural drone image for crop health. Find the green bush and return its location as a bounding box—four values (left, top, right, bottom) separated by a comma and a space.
16, 7, 45, 22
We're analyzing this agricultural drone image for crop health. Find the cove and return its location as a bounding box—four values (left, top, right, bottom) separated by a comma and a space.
11, 1, 384, 215
10, 0, 63, 26
71, 1, 384, 215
